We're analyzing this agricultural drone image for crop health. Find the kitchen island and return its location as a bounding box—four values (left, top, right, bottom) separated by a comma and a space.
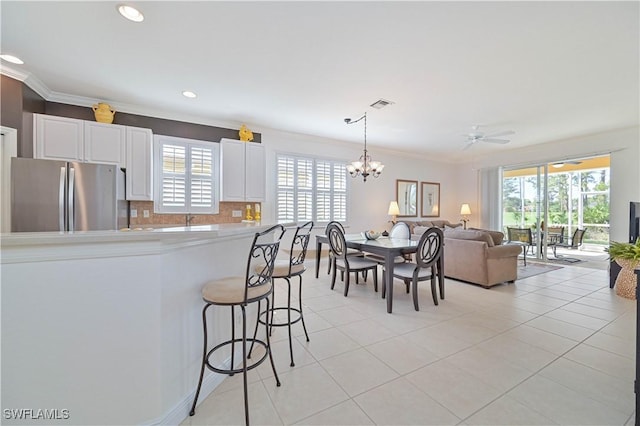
1, 223, 283, 425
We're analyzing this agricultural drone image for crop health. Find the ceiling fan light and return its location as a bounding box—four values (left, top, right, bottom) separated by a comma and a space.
552, 163, 564, 168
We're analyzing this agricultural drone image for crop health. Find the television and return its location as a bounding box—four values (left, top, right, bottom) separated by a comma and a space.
630, 201, 640, 243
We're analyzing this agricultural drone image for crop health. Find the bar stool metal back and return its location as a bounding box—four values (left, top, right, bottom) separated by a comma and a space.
190, 224, 285, 425
260, 221, 313, 367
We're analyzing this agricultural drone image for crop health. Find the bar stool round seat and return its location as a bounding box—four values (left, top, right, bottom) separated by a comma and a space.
190, 225, 286, 426
202, 277, 272, 305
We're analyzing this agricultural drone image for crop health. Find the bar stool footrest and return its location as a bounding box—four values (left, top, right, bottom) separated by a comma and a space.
259, 307, 303, 327
205, 338, 270, 375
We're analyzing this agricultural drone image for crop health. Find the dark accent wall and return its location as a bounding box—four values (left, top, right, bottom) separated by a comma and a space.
1, 75, 261, 160
1, 75, 46, 157
21, 84, 46, 158
45, 102, 261, 143
1, 75, 24, 153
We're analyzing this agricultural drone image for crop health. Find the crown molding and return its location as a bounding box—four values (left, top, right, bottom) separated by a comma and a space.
2, 67, 246, 131
47, 91, 243, 130
1, 65, 52, 99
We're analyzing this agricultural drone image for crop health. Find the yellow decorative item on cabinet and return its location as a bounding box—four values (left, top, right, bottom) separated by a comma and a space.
239, 124, 254, 142
92, 102, 116, 124
254, 203, 261, 221
245, 204, 253, 221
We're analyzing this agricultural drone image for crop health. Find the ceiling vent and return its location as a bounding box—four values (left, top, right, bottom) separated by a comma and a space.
370, 99, 395, 109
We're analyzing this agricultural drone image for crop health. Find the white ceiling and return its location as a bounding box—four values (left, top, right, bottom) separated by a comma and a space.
1, 1, 638, 162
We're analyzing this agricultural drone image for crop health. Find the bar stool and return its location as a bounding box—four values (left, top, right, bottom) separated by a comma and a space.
256, 221, 313, 367
189, 224, 285, 425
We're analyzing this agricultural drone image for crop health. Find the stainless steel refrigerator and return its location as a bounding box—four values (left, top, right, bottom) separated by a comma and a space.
11, 157, 128, 232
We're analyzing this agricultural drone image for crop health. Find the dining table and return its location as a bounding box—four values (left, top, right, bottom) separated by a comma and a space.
315, 233, 444, 313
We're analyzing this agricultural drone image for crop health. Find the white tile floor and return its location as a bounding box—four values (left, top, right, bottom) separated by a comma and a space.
182, 261, 636, 426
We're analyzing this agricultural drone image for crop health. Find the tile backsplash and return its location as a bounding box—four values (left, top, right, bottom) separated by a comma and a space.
129, 201, 260, 226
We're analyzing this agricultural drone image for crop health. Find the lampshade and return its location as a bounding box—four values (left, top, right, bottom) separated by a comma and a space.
460, 204, 472, 215
388, 201, 400, 216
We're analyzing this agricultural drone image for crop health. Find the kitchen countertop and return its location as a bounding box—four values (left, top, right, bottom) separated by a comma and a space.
0, 222, 293, 263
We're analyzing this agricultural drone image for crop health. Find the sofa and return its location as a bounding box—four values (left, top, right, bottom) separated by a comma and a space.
399, 220, 462, 237
440, 228, 521, 288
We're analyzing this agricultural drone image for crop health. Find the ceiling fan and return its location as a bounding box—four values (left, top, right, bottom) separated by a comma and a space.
463, 125, 515, 150
551, 160, 582, 168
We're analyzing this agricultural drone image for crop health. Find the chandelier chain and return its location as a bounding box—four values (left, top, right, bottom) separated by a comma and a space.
345, 111, 383, 182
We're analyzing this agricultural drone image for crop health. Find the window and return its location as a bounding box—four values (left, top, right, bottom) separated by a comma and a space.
276, 154, 347, 223
153, 135, 219, 214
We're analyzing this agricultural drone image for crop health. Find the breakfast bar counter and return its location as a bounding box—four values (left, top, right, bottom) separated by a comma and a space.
1, 222, 285, 425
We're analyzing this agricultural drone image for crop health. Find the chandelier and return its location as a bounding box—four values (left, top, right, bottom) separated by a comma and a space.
344, 112, 384, 182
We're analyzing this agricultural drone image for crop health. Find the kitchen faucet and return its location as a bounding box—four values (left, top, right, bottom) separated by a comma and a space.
185, 213, 195, 226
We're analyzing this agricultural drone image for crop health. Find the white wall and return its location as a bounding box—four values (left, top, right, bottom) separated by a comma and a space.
458, 126, 640, 242
255, 127, 463, 232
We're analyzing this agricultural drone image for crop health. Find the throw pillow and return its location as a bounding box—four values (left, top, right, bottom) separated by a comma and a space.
444, 228, 495, 247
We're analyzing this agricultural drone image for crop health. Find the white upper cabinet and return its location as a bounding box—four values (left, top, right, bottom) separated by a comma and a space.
34, 114, 84, 161
34, 113, 154, 201
245, 142, 265, 202
126, 127, 153, 201
220, 138, 265, 202
84, 121, 126, 167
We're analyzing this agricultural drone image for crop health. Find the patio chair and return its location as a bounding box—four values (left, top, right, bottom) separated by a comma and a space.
506, 227, 535, 266
552, 228, 586, 258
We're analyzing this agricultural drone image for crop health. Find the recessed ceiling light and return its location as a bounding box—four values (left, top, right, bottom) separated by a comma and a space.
182, 91, 197, 98
0, 54, 24, 65
117, 4, 144, 22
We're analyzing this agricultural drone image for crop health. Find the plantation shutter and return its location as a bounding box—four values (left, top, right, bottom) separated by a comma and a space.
276, 154, 347, 223
154, 135, 219, 214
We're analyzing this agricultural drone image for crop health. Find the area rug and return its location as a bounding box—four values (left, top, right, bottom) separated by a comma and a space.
517, 263, 563, 279
547, 257, 585, 265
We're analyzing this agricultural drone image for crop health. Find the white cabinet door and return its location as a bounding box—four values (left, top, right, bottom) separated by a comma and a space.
34, 114, 83, 161
220, 139, 246, 202
84, 121, 126, 166
126, 127, 153, 201
245, 143, 265, 202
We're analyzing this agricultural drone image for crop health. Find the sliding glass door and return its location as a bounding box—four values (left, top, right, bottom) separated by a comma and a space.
501, 156, 610, 261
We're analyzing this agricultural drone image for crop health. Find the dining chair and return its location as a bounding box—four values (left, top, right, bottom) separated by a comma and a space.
382, 227, 444, 311
506, 227, 535, 266
325, 221, 363, 275
326, 223, 379, 296
365, 222, 412, 274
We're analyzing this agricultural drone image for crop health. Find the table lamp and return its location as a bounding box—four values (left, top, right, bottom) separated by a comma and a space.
388, 201, 400, 224
460, 203, 471, 229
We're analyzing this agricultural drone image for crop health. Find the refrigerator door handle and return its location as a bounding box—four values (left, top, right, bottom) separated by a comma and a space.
59, 166, 66, 232
68, 166, 75, 232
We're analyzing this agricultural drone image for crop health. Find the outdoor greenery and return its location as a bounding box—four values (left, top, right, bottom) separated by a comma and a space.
502, 168, 610, 245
